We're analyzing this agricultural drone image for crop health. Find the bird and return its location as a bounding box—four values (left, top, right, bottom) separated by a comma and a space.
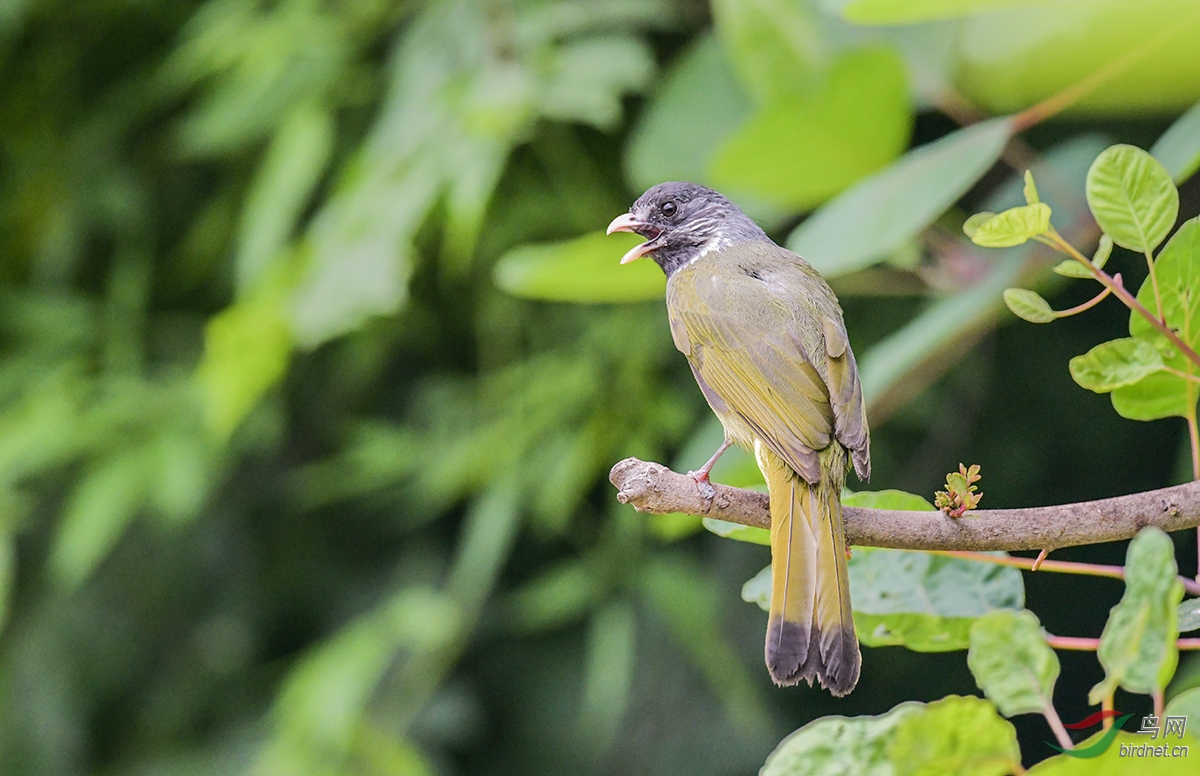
608, 182, 870, 696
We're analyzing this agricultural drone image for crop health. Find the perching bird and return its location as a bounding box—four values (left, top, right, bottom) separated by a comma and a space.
608, 182, 869, 696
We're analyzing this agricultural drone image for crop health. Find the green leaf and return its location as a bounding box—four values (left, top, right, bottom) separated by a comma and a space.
1086, 144, 1179, 253
710, 47, 912, 211
1113, 217, 1200, 420
968, 609, 1060, 717
969, 203, 1052, 247
843, 489, 936, 511
761, 701, 925, 776
710, 0, 819, 105
1003, 288, 1057, 323
741, 565, 772, 610
1094, 234, 1114, 269
49, 448, 153, 590
1090, 527, 1184, 703
787, 117, 1012, 277
197, 276, 293, 439
1054, 234, 1113, 278
1069, 338, 1165, 393
1023, 170, 1040, 204
1179, 598, 1200, 633
888, 695, 1020, 776
1028, 730, 1200, 774
850, 549, 1025, 651
839, 0, 1044, 25
1151, 98, 1200, 184
1165, 685, 1200, 722
624, 34, 754, 193
236, 103, 334, 291
704, 517, 770, 546
1053, 259, 1095, 279
493, 231, 665, 303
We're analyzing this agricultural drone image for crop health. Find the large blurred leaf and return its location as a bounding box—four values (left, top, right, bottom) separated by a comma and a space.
493, 231, 665, 303
1028, 730, 1199, 774
968, 609, 1060, 717
761, 701, 924, 776
1179, 598, 1200, 633
1112, 217, 1200, 421
711, 0, 820, 104
711, 47, 911, 211
1085, 144, 1178, 254
889, 695, 1020, 776
787, 117, 1011, 277
1090, 527, 1184, 703
1152, 98, 1200, 184
848, 549, 1024, 651
842, 489, 935, 511
838, 0, 1042, 25
624, 34, 754, 191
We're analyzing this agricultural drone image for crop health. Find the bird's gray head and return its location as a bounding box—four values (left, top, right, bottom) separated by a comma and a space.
607, 182, 768, 276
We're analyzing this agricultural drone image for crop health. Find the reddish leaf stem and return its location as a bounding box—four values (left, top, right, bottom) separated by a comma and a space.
936, 550, 1200, 597
1046, 636, 1200, 651
1055, 280, 1113, 317
1043, 703, 1074, 751
1047, 231, 1200, 370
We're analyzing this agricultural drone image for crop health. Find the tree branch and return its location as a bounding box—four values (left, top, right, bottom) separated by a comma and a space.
610, 457, 1200, 552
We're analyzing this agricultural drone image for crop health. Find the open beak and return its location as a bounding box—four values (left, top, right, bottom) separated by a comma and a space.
606, 212, 660, 264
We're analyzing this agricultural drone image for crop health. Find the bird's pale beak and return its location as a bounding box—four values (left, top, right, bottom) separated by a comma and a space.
606, 212, 658, 264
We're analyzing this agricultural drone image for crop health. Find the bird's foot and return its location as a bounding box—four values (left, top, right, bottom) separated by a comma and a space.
687, 469, 717, 501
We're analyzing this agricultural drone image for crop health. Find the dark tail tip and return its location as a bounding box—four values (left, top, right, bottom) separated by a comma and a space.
765, 618, 809, 686
767, 618, 861, 696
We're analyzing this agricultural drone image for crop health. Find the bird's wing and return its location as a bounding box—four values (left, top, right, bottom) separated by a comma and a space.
667, 243, 869, 483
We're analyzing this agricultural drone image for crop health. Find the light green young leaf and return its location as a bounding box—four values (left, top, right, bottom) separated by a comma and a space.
493, 232, 665, 303
197, 275, 293, 439
1090, 527, 1184, 703
705, 517, 770, 546
969, 203, 1051, 247
710, 47, 912, 211
1003, 288, 1057, 323
1069, 338, 1165, 393
761, 701, 925, 776
850, 549, 1024, 651
1178, 598, 1200, 633
968, 609, 1060, 717
1151, 98, 1200, 184
839, 0, 1044, 25
1113, 217, 1200, 420
962, 211, 996, 240
888, 695, 1020, 776
1086, 144, 1179, 253
1023, 170, 1040, 204
787, 117, 1012, 277
1057, 234, 1114, 278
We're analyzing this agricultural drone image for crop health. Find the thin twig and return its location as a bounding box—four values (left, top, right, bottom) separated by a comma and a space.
1032, 549, 1049, 571
1045, 636, 1200, 651
1055, 282, 1113, 317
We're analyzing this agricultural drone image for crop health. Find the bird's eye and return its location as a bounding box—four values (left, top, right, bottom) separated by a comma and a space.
661, 201, 678, 217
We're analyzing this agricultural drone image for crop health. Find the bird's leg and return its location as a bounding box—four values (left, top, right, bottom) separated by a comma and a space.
687, 439, 733, 500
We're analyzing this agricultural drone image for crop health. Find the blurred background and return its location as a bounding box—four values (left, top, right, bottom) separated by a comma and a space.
1, 0, 1200, 773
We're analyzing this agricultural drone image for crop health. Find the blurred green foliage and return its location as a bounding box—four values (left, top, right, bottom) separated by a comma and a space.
2, 1, 1200, 774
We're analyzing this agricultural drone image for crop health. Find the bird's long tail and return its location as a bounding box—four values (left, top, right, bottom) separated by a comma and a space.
756, 441, 860, 696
